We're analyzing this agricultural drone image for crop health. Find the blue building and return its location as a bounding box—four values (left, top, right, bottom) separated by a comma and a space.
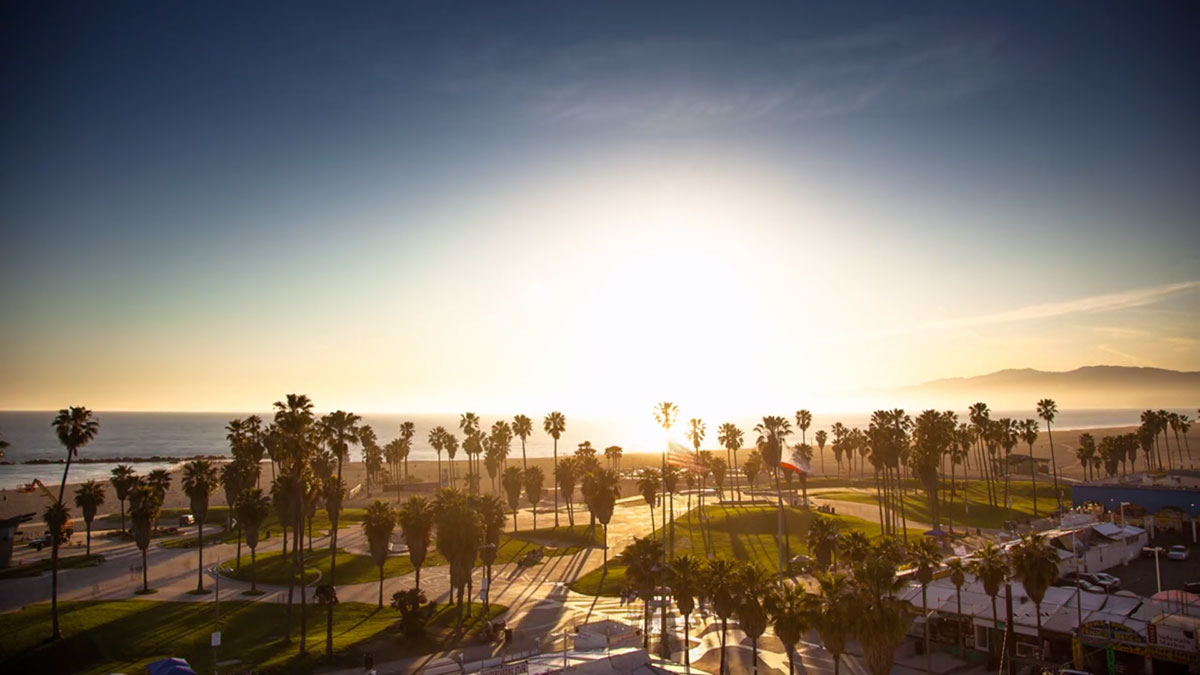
1071, 471, 1200, 541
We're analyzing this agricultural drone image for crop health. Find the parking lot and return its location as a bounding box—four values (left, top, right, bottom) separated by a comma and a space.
1091, 535, 1200, 597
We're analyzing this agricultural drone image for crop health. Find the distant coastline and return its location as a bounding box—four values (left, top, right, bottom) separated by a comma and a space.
0, 454, 226, 466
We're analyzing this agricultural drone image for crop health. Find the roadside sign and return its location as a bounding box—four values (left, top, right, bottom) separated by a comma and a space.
212, 631, 221, 647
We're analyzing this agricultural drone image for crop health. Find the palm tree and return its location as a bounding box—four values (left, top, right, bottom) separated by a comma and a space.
852, 550, 909, 675
1179, 414, 1194, 467
109, 464, 137, 534
620, 536, 664, 651
706, 557, 740, 675
433, 489, 482, 629
236, 487, 270, 593
555, 456, 579, 527
73, 480, 105, 556
129, 484, 162, 594
429, 427, 446, 486
147, 468, 172, 499
398, 496, 434, 592
501, 466, 524, 531
362, 500, 396, 607
668, 554, 704, 669
49, 406, 99, 639
583, 468, 620, 562
812, 571, 853, 675
1037, 398, 1062, 511
814, 429, 828, 474
474, 494, 507, 614
969, 542, 1009, 666
1021, 419, 1040, 516
839, 530, 870, 567
637, 468, 660, 533
795, 409, 812, 447
909, 538, 942, 673
718, 423, 744, 503
398, 421, 416, 480
181, 459, 219, 593
273, 393, 316, 653
742, 450, 762, 491
807, 515, 840, 571
654, 402, 679, 557
1010, 533, 1060, 639
768, 579, 813, 675
755, 415, 793, 574
523, 466, 544, 530
709, 455, 727, 501
604, 445, 623, 471
542, 412, 567, 527
512, 414, 533, 472
735, 563, 773, 675
317, 410, 361, 654
221, 460, 252, 571
946, 557, 968, 652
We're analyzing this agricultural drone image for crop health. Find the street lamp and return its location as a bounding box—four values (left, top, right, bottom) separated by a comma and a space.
1119, 501, 1130, 527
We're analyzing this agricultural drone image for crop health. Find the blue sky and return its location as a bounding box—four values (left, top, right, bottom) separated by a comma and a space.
1, 1, 1197, 413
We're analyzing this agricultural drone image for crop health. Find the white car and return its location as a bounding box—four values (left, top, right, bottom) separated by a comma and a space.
1167, 545, 1191, 561
1089, 572, 1121, 591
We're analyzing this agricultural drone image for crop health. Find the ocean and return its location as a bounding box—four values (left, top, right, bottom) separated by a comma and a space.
0, 408, 1185, 489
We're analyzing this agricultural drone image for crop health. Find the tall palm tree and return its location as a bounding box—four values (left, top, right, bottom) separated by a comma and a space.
909, 538, 942, 673
273, 393, 316, 653
706, 557, 740, 675
668, 554, 704, 669
1076, 432, 1097, 482
49, 406, 99, 639
429, 427, 447, 486
543, 412, 567, 527
654, 402, 679, 557
1021, 419, 1040, 516
523, 466, 544, 530
812, 571, 853, 675
73, 480, 105, 556
768, 579, 813, 675
397, 496, 434, 592
362, 499, 396, 607
735, 563, 773, 675
945, 557, 968, 652
474, 494, 507, 614
620, 536, 664, 651
755, 415, 792, 575
807, 515, 840, 571
501, 466, 523, 532
236, 487, 271, 593
814, 429, 828, 474
433, 489, 483, 629
1179, 414, 1193, 467
1010, 533, 1060, 639
459, 412, 480, 476
852, 550, 909, 675
1037, 398, 1062, 510
512, 414, 533, 472
318, 410, 361, 656
969, 542, 1009, 667
555, 456, 579, 527
638, 468, 660, 534
147, 468, 172, 500
398, 421, 416, 480
582, 468, 620, 563
604, 445, 623, 471
129, 483, 162, 594
181, 459, 219, 593
839, 530, 870, 567
718, 423, 744, 503
795, 409, 812, 447
109, 464, 137, 534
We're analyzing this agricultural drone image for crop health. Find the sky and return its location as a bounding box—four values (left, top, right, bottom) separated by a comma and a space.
1, 1, 1198, 416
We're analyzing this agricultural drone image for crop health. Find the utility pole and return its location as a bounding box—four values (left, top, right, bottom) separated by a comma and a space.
1004, 581, 1017, 675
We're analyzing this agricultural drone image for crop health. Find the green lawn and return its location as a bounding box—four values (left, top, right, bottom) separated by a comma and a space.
0, 599, 506, 674
0, 554, 106, 580
570, 504, 893, 596
819, 479, 1063, 530
224, 524, 600, 586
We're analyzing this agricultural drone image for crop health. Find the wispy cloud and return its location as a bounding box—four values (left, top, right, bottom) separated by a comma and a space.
826, 280, 1200, 343
425, 21, 1008, 130
1095, 344, 1148, 366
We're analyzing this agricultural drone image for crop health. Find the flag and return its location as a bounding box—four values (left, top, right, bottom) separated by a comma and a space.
667, 441, 704, 472
780, 458, 807, 475
782, 444, 812, 475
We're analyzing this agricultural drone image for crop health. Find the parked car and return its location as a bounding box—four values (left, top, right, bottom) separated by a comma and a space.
1058, 577, 1106, 594
1087, 572, 1121, 591
1167, 545, 1191, 561
178, 514, 196, 527
788, 554, 813, 575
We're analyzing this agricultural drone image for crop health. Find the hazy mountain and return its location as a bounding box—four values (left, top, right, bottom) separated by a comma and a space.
894, 366, 1200, 409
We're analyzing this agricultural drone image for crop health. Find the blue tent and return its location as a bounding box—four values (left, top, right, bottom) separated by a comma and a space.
147, 657, 196, 675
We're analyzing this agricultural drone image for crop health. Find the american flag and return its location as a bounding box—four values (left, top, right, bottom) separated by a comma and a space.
667, 440, 704, 472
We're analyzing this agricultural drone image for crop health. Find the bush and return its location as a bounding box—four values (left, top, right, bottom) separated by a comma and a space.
391, 588, 437, 637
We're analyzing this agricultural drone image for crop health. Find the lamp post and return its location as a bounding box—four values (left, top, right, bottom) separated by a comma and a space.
1119, 501, 1129, 527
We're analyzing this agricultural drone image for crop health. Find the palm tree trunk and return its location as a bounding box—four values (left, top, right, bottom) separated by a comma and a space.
949, 462, 956, 534
683, 612, 690, 667
142, 547, 148, 592
120, 500, 126, 534
1028, 443, 1038, 517
251, 547, 258, 592
378, 565, 384, 607
297, 503, 308, 655
733, 449, 740, 503
923, 584, 931, 674
236, 523, 243, 574
874, 468, 885, 533
197, 521, 205, 592
956, 589, 963, 652
553, 439, 560, 527
85, 523, 91, 556
1047, 422, 1062, 511
774, 468, 786, 578
990, 598, 999, 665
51, 538, 60, 637
752, 637, 759, 675
285, 522, 294, 643
327, 458, 343, 657
787, 647, 795, 675
896, 467, 909, 543
720, 619, 728, 675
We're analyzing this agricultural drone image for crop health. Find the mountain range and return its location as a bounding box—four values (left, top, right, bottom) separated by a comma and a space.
894, 366, 1199, 409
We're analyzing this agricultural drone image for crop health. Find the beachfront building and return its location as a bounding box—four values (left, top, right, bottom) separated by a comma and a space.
1072, 471, 1200, 541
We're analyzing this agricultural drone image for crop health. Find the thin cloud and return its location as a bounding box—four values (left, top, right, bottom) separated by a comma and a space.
824, 280, 1200, 344
1095, 344, 1148, 366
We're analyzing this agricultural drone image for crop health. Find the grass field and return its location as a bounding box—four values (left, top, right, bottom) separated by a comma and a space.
570, 504, 893, 596
819, 479, 1064, 530
0, 554, 106, 580
0, 599, 506, 674
224, 524, 600, 585
154, 507, 372, 548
